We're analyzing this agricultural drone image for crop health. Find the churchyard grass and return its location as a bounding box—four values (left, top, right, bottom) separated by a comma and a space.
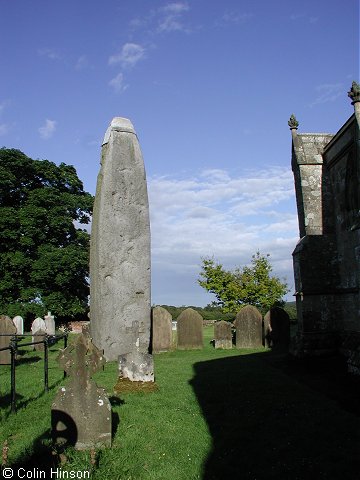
1, 326, 360, 479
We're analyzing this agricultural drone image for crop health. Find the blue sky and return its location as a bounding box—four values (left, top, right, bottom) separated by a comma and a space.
1, 0, 358, 306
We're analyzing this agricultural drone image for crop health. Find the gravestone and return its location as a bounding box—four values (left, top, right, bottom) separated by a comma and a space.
152, 306, 172, 353
33, 329, 46, 351
265, 307, 290, 351
44, 311, 55, 335
263, 311, 271, 348
177, 308, 203, 350
0, 315, 17, 365
234, 305, 262, 348
52, 331, 111, 449
12, 316, 24, 335
31, 317, 46, 342
214, 321, 232, 349
90, 117, 151, 365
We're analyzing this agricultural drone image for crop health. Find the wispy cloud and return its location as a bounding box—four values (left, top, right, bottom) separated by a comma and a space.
75, 55, 89, 70
148, 166, 298, 302
109, 43, 146, 68
309, 83, 344, 107
38, 119, 57, 139
37, 48, 62, 61
290, 13, 318, 23
222, 11, 254, 24
109, 72, 128, 93
0, 124, 9, 136
158, 2, 190, 33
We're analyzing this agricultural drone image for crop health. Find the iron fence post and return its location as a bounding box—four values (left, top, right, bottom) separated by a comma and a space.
10, 336, 17, 413
44, 334, 49, 393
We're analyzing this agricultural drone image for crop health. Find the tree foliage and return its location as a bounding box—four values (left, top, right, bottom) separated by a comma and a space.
0, 148, 93, 323
198, 252, 288, 314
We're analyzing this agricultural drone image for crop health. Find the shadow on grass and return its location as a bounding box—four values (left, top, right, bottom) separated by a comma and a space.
190, 350, 360, 480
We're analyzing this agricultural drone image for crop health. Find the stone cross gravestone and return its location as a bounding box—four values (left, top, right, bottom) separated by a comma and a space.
177, 308, 203, 350
264, 307, 290, 351
214, 321, 232, 349
0, 315, 17, 365
12, 316, 24, 335
51, 332, 112, 450
90, 117, 151, 364
234, 305, 262, 348
44, 311, 55, 335
152, 306, 172, 353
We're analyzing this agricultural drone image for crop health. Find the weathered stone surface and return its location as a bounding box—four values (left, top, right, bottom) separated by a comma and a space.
152, 306, 172, 353
118, 350, 154, 382
214, 321, 232, 349
31, 317, 46, 343
0, 315, 16, 365
90, 117, 151, 362
52, 332, 111, 449
177, 308, 203, 350
290, 92, 360, 365
12, 316, 24, 335
234, 305, 262, 349
33, 329, 46, 351
44, 311, 55, 335
264, 307, 290, 351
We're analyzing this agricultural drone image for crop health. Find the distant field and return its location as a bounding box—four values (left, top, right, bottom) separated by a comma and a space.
1, 326, 359, 479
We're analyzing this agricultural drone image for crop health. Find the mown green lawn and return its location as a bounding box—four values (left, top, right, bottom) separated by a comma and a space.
1, 327, 360, 479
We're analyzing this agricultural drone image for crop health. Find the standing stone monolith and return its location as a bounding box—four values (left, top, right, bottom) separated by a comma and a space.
214, 321, 232, 349
0, 315, 16, 365
90, 117, 151, 365
152, 306, 172, 353
177, 308, 203, 350
51, 331, 111, 449
12, 316, 24, 335
234, 305, 262, 348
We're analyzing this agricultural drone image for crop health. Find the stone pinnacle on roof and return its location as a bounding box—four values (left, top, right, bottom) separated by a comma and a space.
348, 81, 360, 105
288, 114, 299, 130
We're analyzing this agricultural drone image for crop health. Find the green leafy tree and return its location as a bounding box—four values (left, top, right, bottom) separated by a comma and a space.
0, 148, 93, 324
198, 251, 288, 314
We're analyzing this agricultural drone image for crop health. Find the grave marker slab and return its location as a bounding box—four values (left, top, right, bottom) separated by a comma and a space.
44, 311, 55, 335
234, 305, 262, 348
12, 316, 24, 335
152, 306, 172, 353
265, 307, 290, 351
177, 308, 203, 350
0, 315, 16, 365
214, 321, 232, 349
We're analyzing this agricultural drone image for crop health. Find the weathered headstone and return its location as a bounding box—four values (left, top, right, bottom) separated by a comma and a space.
234, 305, 262, 348
0, 315, 17, 365
31, 317, 46, 343
177, 308, 203, 350
265, 307, 290, 351
214, 321, 232, 349
33, 329, 46, 351
52, 332, 111, 449
152, 306, 172, 353
12, 315, 24, 335
44, 311, 55, 335
90, 117, 151, 364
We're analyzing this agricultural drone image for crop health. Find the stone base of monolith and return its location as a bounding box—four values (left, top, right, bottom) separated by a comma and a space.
118, 351, 154, 382
52, 382, 112, 450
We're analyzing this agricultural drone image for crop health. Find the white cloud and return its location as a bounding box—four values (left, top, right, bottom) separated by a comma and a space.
222, 11, 254, 24
75, 55, 89, 70
0, 124, 9, 136
148, 166, 298, 304
109, 72, 128, 93
310, 83, 344, 107
108, 43, 145, 68
38, 119, 57, 139
37, 48, 61, 60
158, 2, 190, 32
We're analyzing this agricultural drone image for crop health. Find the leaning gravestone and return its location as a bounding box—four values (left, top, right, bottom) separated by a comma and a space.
234, 305, 262, 348
44, 311, 55, 335
152, 306, 172, 353
52, 331, 111, 449
177, 308, 203, 350
265, 307, 290, 351
90, 117, 151, 367
12, 316, 24, 335
0, 315, 17, 365
214, 321, 232, 349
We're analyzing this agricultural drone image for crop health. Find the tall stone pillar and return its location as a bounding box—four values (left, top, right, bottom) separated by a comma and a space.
90, 117, 151, 362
